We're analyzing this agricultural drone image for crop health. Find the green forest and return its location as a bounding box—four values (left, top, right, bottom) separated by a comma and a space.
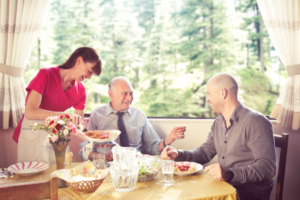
24, 0, 287, 118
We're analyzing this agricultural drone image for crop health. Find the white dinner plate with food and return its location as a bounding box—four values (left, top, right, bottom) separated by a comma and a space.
8, 162, 49, 176
78, 130, 121, 143
173, 162, 203, 176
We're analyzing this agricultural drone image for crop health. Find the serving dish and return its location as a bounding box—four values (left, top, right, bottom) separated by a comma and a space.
78, 130, 121, 143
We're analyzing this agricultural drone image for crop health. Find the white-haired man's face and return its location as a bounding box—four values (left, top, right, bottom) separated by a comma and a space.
109, 80, 134, 112
206, 81, 223, 114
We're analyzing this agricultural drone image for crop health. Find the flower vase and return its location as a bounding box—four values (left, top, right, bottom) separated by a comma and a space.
51, 140, 70, 188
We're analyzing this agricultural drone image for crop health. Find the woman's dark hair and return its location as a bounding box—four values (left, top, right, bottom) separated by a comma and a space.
59, 47, 102, 75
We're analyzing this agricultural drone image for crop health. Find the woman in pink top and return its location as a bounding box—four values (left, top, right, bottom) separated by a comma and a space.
14, 47, 102, 164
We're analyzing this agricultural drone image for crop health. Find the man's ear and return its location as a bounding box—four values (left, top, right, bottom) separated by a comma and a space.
108, 90, 113, 99
221, 88, 228, 99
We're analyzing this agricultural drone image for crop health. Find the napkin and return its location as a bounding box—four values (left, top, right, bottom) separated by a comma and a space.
51, 160, 110, 182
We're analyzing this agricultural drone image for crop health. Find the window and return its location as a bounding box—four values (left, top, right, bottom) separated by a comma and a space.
25, 0, 287, 117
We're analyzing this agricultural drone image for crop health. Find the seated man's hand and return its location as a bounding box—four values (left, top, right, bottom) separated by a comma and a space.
94, 142, 114, 148
204, 163, 226, 181
161, 146, 178, 160
105, 150, 113, 161
165, 126, 186, 145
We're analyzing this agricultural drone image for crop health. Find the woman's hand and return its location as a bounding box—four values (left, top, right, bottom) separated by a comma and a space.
67, 113, 82, 125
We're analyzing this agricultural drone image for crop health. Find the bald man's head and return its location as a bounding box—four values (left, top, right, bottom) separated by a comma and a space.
108, 76, 133, 92
207, 73, 239, 97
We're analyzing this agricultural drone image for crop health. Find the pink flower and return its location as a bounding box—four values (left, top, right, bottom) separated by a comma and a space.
72, 127, 77, 135
51, 135, 58, 142
45, 116, 60, 123
67, 123, 76, 130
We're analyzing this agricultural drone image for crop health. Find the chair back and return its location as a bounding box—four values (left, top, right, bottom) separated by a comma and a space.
274, 133, 289, 200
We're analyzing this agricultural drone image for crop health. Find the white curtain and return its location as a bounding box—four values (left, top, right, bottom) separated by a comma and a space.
0, 0, 49, 129
257, 0, 300, 130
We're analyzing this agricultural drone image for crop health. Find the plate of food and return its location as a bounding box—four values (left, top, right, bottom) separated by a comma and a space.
8, 162, 49, 176
173, 162, 203, 176
79, 130, 121, 143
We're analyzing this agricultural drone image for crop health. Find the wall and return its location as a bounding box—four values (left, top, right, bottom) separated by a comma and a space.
0, 119, 299, 200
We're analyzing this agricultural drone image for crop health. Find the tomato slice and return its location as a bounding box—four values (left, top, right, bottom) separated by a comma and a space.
175, 163, 190, 171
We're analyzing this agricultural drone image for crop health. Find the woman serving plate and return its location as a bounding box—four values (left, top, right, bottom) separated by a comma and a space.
79, 130, 121, 143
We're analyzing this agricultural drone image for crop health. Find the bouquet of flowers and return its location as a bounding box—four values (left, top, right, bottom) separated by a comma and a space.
32, 114, 83, 143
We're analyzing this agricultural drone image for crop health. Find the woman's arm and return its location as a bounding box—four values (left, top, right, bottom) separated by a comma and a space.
25, 90, 82, 124
25, 90, 64, 120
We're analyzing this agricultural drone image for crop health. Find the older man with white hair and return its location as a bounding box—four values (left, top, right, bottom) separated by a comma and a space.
161, 73, 276, 200
79, 76, 186, 161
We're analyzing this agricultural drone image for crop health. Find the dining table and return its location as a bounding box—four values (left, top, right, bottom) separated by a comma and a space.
1, 161, 240, 200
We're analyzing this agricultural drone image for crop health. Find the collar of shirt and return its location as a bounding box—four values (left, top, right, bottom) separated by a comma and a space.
220, 101, 244, 130
105, 101, 132, 117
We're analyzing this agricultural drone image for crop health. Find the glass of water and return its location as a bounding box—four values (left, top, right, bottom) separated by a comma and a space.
93, 154, 106, 169
162, 160, 174, 186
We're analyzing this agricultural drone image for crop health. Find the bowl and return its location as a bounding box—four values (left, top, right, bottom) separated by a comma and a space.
137, 157, 162, 182
67, 178, 105, 194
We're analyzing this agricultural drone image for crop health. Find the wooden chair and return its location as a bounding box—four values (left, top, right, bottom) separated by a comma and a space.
274, 133, 289, 200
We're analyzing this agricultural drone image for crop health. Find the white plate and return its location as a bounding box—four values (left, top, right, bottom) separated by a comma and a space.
78, 130, 121, 143
8, 162, 49, 176
173, 162, 203, 176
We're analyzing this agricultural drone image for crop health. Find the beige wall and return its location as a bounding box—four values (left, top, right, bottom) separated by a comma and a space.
0, 119, 299, 200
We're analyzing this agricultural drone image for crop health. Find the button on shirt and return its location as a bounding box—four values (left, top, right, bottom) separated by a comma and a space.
175, 102, 276, 200
85, 103, 161, 155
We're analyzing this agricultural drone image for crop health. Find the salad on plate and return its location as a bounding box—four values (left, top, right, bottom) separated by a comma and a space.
137, 156, 161, 182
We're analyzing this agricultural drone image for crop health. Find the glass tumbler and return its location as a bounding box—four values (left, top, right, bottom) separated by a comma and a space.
93, 154, 106, 169
162, 160, 174, 186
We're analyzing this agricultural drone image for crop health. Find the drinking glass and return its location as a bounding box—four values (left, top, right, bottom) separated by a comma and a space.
162, 160, 174, 185
93, 154, 106, 169
110, 162, 139, 192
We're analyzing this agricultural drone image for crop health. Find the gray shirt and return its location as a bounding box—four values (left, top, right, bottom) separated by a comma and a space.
83, 102, 161, 155
176, 102, 276, 200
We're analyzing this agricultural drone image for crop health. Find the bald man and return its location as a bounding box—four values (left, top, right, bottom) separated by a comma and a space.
161, 73, 276, 200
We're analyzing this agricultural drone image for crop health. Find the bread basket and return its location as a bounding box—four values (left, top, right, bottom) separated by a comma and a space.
67, 178, 105, 194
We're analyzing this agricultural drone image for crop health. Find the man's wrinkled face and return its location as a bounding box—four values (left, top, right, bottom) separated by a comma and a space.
109, 81, 134, 112
206, 81, 222, 114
